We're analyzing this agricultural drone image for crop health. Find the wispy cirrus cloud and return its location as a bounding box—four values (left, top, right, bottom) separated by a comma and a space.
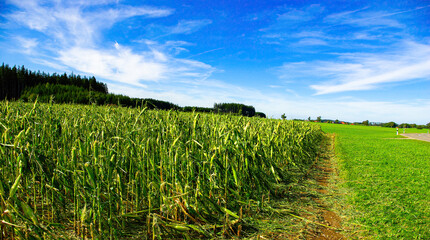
169, 19, 212, 35
7, 0, 172, 46
3, 0, 214, 87
325, 5, 430, 28
277, 41, 430, 95
266, 3, 430, 96
324, 9, 404, 28
276, 4, 325, 22
295, 38, 328, 46
14, 37, 38, 54
260, 4, 430, 50
147, 19, 213, 39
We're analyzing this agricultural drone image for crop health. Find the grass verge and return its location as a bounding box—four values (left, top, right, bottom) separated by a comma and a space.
320, 123, 430, 239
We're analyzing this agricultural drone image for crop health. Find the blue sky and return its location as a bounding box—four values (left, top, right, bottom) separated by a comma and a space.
1, 0, 429, 124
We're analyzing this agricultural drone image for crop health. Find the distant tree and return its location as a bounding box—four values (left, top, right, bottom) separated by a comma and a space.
362, 120, 369, 126
183, 106, 213, 113
308, 116, 311, 121
214, 103, 256, 117
426, 122, 430, 129
316, 116, 321, 122
398, 123, 411, 128
335, 119, 339, 124
383, 121, 398, 128
281, 113, 286, 120
0, 63, 107, 100
255, 112, 266, 118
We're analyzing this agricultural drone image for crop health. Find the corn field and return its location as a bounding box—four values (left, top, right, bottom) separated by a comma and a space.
0, 101, 323, 239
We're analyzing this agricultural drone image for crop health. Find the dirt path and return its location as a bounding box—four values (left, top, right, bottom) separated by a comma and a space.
312, 134, 344, 240
247, 134, 346, 239
400, 133, 430, 142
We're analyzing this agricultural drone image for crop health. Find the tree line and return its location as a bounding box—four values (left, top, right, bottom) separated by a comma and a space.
303, 116, 429, 129
0, 63, 107, 100
214, 102, 255, 117
0, 63, 265, 117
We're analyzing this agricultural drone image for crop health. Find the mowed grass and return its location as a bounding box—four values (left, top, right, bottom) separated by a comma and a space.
0, 101, 323, 239
320, 123, 430, 239
397, 127, 429, 134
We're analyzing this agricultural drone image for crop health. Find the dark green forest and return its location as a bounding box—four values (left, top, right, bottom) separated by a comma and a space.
0, 63, 107, 99
214, 102, 256, 117
0, 63, 264, 117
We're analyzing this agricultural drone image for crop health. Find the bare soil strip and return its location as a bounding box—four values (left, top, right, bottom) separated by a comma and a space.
312, 134, 344, 240
400, 133, 430, 142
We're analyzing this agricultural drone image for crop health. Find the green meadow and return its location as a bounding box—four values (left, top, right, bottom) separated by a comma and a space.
320, 123, 430, 239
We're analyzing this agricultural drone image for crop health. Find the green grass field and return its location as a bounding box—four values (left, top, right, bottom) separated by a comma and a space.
320, 123, 430, 239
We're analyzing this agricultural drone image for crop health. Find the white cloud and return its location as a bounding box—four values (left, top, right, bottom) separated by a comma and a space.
277, 9, 313, 21
15, 37, 38, 54
352, 32, 379, 40
295, 38, 328, 46
260, 5, 426, 50
56, 42, 215, 86
293, 31, 326, 38
58, 45, 164, 86
7, 1, 173, 47
8, 1, 56, 31
324, 8, 404, 28
146, 19, 213, 39
186, 47, 223, 59
103, 6, 172, 19
325, 5, 430, 28
276, 4, 324, 22
169, 19, 212, 34
278, 41, 430, 95
5, 0, 214, 87
259, 4, 324, 37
